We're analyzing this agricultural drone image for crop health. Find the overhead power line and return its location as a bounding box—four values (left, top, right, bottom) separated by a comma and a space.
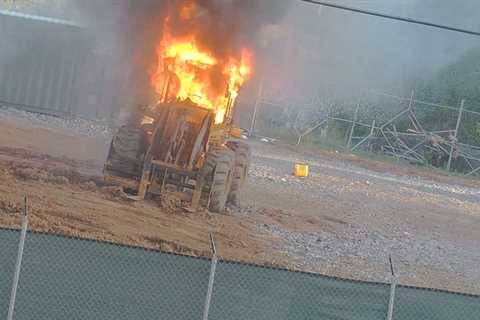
299, 0, 480, 37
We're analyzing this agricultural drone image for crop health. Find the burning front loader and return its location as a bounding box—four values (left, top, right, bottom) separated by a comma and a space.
104, 24, 252, 212
104, 99, 250, 212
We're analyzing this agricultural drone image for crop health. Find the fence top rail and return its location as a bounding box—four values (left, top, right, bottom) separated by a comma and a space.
261, 90, 480, 118
369, 90, 480, 116
1, 226, 479, 298
458, 141, 480, 150
0, 9, 82, 28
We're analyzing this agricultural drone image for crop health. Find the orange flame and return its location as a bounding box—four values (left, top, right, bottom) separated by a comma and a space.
151, 24, 252, 124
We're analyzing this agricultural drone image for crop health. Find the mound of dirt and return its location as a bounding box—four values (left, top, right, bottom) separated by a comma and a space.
49, 166, 87, 184
158, 193, 188, 214
13, 166, 71, 185
143, 235, 209, 257
80, 181, 98, 191
9, 162, 97, 187
100, 186, 130, 200
0, 196, 22, 215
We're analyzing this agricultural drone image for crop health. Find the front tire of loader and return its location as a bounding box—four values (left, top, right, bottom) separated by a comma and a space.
227, 142, 252, 206
203, 148, 235, 213
106, 125, 145, 177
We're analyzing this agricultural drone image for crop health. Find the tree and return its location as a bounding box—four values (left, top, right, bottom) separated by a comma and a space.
415, 47, 480, 145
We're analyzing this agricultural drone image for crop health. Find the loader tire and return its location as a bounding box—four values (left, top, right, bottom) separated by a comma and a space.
203, 148, 235, 213
107, 125, 144, 177
227, 142, 252, 206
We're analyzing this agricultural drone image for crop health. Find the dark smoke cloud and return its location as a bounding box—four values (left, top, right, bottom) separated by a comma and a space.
71, 0, 290, 107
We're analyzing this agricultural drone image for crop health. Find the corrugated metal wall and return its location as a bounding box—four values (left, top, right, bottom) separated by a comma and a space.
0, 11, 88, 117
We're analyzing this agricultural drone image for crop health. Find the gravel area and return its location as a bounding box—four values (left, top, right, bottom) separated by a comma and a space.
252, 147, 480, 201
245, 141, 480, 293
0, 105, 113, 138
257, 219, 479, 284
0, 107, 478, 294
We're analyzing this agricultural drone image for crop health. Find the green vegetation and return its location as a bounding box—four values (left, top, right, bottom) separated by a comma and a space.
415, 47, 480, 145
256, 47, 480, 176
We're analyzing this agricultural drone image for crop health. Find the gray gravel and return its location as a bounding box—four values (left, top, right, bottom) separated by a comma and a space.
257, 220, 479, 284
0, 105, 113, 138
2, 107, 478, 293
246, 140, 480, 293
253, 148, 480, 201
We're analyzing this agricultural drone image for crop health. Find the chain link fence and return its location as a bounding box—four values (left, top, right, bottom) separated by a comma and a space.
249, 90, 480, 176
208, 261, 391, 320
10, 231, 210, 320
1, 227, 479, 320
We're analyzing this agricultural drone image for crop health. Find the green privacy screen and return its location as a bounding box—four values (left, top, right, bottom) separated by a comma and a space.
208, 261, 391, 320
393, 286, 480, 320
11, 231, 211, 320
0, 229, 479, 320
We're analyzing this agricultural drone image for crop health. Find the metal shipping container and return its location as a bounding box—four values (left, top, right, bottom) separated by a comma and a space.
0, 10, 88, 117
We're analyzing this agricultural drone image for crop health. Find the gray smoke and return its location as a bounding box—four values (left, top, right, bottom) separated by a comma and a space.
257, 0, 480, 101
2, 1, 478, 121
69, 0, 291, 106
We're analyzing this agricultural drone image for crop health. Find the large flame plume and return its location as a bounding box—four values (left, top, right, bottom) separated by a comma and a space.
150, 3, 253, 124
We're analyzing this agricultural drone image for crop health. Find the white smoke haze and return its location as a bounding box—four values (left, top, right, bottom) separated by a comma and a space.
1, 0, 479, 121
259, 0, 480, 101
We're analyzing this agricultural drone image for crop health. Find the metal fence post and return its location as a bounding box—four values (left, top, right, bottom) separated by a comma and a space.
7, 196, 29, 320
386, 276, 397, 320
351, 120, 375, 151
386, 255, 397, 320
347, 104, 360, 149
202, 234, 218, 320
447, 99, 465, 171
249, 77, 264, 137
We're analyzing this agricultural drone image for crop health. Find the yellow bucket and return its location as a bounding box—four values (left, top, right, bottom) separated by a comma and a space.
294, 163, 309, 177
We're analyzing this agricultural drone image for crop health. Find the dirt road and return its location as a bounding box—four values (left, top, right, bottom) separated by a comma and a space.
0, 107, 479, 294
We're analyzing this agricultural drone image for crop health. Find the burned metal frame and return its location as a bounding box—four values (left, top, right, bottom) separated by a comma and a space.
253, 89, 480, 176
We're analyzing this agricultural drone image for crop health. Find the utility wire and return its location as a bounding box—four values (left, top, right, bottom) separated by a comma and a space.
299, 0, 480, 37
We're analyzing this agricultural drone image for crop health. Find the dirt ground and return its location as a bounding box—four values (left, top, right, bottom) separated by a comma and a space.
0, 110, 479, 295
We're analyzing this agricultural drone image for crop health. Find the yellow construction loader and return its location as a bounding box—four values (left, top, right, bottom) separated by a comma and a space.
103, 95, 251, 212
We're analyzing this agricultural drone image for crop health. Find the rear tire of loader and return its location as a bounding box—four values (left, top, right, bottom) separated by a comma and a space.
107, 125, 145, 177
227, 142, 252, 206
203, 148, 235, 213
